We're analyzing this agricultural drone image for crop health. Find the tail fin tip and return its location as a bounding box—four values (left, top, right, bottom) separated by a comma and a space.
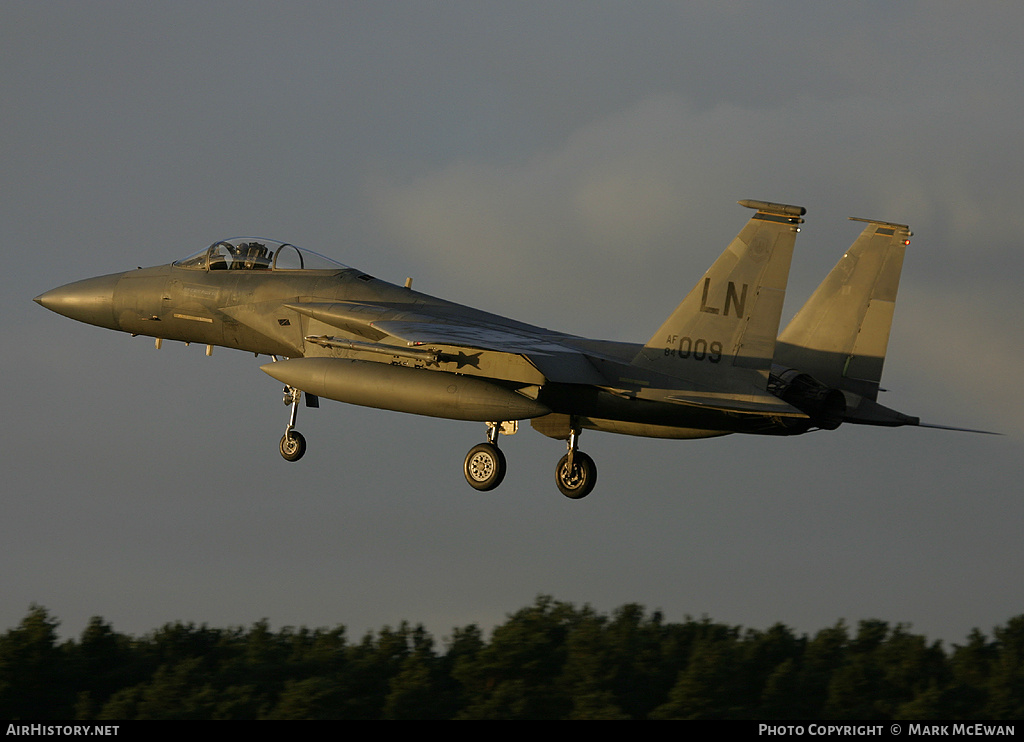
738, 199, 806, 217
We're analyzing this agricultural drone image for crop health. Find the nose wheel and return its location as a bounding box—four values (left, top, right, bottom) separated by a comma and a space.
278, 384, 312, 462
280, 430, 306, 462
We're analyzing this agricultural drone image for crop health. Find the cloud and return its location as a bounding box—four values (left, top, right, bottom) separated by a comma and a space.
368, 88, 1022, 341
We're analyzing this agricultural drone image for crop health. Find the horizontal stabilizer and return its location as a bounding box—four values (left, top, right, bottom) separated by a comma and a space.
661, 393, 808, 418
840, 394, 999, 434
916, 422, 1002, 435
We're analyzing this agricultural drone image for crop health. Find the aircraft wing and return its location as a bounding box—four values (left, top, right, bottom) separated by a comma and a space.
370, 319, 574, 354
284, 301, 611, 384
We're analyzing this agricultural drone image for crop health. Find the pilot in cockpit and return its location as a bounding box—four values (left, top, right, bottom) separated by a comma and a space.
229, 242, 270, 270
208, 246, 228, 270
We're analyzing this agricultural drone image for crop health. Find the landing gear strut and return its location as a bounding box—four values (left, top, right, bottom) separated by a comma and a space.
463, 422, 507, 491
555, 426, 597, 499
279, 385, 306, 462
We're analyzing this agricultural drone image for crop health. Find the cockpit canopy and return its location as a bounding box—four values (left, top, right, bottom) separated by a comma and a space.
173, 238, 350, 272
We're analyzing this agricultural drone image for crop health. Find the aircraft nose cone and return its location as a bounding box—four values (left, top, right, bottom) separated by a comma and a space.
34, 273, 122, 329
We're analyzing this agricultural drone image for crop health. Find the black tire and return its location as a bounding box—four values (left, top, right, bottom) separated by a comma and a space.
464, 442, 506, 491
555, 451, 597, 499
280, 431, 306, 462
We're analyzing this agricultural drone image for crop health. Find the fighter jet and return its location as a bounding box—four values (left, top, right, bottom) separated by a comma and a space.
34, 199, 980, 499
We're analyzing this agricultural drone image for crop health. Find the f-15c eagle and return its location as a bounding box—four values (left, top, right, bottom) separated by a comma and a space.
35, 199, 986, 499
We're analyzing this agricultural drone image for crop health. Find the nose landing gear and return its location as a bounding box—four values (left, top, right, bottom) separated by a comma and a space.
279, 384, 316, 462
280, 429, 306, 462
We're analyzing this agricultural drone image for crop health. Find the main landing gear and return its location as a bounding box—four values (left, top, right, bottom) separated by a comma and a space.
555, 428, 597, 499
462, 420, 598, 499
279, 384, 317, 462
463, 423, 507, 491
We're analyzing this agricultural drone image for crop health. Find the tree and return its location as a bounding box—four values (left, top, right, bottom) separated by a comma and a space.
0, 605, 70, 719
455, 596, 579, 719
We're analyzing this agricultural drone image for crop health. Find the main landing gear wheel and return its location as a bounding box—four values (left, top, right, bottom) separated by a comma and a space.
556, 451, 597, 499
280, 431, 306, 462
464, 442, 506, 491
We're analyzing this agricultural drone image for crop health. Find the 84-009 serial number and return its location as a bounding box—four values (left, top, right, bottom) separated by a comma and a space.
662, 335, 723, 363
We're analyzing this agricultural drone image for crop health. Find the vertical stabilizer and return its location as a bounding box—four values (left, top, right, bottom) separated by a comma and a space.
632, 200, 804, 393
775, 218, 912, 400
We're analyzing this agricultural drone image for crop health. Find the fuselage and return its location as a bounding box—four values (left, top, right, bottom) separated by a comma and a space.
35, 239, 811, 442
32, 205, 946, 499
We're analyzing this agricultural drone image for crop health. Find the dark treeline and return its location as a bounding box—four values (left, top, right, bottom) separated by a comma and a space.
1, 597, 1022, 720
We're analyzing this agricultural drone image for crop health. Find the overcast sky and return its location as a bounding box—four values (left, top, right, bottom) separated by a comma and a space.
3, 2, 1022, 647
